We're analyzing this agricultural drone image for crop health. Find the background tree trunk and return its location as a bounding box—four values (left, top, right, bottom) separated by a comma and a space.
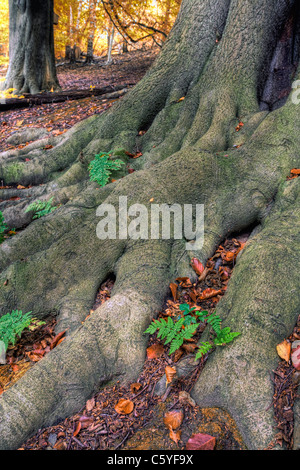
85, 0, 97, 63
106, 23, 115, 64
2, 0, 60, 94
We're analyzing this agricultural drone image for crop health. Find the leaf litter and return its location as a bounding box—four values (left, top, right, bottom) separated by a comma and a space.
1, 227, 298, 450
13, 234, 251, 450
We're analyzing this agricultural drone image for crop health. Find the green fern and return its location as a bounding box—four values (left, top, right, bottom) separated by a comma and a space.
0, 310, 33, 350
25, 197, 58, 219
214, 327, 241, 346
169, 323, 199, 354
206, 312, 222, 335
88, 151, 124, 187
144, 317, 198, 356
144, 304, 241, 360
0, 211, 7, 243
195, 341, 213, 360
178, 303, 197, 326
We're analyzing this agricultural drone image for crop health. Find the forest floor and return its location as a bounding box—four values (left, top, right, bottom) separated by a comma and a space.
0, 49, 157, 153
0, 50, 299, 452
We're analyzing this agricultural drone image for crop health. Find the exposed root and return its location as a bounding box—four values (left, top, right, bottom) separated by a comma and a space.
0, 0, 299, 451
191, 178, 300, 450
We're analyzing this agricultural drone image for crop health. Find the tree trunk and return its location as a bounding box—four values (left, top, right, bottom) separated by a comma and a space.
85, 0, 97, 63
2, 0, 60, 94
0, 0, 300, 450
106, 23, 115, 65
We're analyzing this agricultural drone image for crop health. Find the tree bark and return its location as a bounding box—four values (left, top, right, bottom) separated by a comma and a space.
106, 23, 115, 64
2, 0, 60, 94
0, 0, 299, 451
85, 0, 97, 63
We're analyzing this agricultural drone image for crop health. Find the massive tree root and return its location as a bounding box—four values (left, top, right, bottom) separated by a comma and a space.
0, 0, 300, 450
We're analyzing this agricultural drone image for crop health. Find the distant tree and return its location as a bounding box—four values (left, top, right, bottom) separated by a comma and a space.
2, 0, 60, 94
85, 0, 97, 63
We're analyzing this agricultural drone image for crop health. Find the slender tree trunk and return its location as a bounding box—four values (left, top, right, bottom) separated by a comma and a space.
76, 0, 83, 47
2, 0, 60, 94
106, 23, 115, 64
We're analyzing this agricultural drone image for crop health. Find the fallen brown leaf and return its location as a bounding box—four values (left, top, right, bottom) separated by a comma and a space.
147, 343, 164, 360
79, 415, 94, 429
165, 365, 177, 385
130, 383, 142, 394
276, 339, 291, 363
169, 282, 178, 301
163, 409, 184, 430
178, 391, 196, 407
115, 398, 134, 415
186, 432, 216, 450
50, 330, 67, 350
86, 397, 95, 412
191, 258, 205, 275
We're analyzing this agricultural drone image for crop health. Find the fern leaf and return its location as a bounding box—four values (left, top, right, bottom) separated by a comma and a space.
25, 197, 58, 219
144, 320, 160, 335
0, 310, 33, 349
169, 334, 185, 355
0, 211, 7, 243
168, 323, 198, 355
182, 323, 198, 339
206, 312, 222, 334
214, 328, 241, 346
195, 342, 213, 360
88, 153, 124, 187
195, 310, 209, 321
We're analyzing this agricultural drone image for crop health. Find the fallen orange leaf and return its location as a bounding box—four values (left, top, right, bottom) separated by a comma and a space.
169, 282, 178, 301
163, 409, 184, 430
222, 251, 235, 263
73, 421, 81, 437
276, 339, 291, 362
115, 398, 134, 415
199, 288, 223, 301
169, 428, 182, 444
165, 365, 177, 385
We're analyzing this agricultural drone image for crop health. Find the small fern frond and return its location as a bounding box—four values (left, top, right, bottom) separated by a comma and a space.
214, 327, 241, 346
0, 211, 7, 243
0, 310, 33, 349
206, 312, 222, 334
88, 153, 124, 187
25, 197, 58, 219
169, 323, 198, 355
144, 320, 160, 335
195, 342, 213, 360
